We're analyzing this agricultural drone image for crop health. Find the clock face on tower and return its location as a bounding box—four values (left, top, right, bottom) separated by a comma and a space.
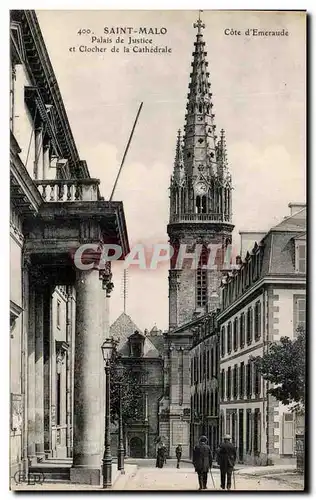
195, 182, 207, 195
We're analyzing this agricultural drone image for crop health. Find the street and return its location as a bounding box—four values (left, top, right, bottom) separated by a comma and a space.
118, 466, 304, 491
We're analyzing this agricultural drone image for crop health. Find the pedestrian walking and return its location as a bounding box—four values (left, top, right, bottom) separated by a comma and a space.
175, 444, 182, 469
192, 435, 213, 490
217, 434, 237, 490
156, 441, 166, 469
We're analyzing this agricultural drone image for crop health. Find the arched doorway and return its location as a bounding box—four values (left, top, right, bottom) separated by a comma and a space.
129, 436, 144, 458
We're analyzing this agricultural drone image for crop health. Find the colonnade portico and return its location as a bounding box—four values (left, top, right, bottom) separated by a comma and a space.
23, 195, 129, 485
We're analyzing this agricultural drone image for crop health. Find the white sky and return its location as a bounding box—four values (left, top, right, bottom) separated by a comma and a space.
36, 10, 306, 331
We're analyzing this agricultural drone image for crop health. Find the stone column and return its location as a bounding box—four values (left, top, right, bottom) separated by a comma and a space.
34, 127, 44, 179
99, 279, 106, 464
43, 141, 50, 180
35, 287, 45, 461
144, 393, 148, 458
70, 268, 103, 485
27, 282, 36, 464
43, 286, 53, 458
66, 287, 73, 458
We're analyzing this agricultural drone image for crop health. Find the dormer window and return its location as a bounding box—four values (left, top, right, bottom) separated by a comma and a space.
129, 331, 144, 358
295, 240, 306, 273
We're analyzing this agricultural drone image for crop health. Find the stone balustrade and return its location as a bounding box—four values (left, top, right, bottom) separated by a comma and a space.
170, 213, 232, 223
34, 179, 101, 202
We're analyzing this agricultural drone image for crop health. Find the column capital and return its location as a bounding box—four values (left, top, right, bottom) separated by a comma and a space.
99, 264, 114, 297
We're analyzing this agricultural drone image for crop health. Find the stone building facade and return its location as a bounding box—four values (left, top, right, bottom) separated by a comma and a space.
110, 314, 164, 458
189, 312, 220, 457
10, 10, 129, 485
217, 204, 306, 465
160, 17, 234, 458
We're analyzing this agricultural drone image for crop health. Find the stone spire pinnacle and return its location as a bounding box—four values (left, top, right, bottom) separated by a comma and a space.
171, 129, 184, 185
216, 128, 228, 179
182, 13, 218, 180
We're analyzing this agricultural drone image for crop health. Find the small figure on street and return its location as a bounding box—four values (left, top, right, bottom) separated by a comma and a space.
175, 444, 182, 468
217, 434, 237, 490
192, 435, 213, 490
156, 441, 166, 469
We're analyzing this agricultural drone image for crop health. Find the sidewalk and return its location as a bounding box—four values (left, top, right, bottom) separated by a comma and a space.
236, 464, 298, 476
11, 464, 138, 491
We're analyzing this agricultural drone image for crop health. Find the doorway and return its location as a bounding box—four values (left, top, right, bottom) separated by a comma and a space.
129, 436, 144, 458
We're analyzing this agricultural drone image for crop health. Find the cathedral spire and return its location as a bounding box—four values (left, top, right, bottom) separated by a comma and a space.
182, 13, 218, 179
169, 13, 233, 224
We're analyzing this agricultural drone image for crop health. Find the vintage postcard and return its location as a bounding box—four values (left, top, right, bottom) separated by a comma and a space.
10, 9, 306, 491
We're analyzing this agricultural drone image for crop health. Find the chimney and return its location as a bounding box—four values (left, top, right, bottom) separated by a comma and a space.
288, 202, 306, 216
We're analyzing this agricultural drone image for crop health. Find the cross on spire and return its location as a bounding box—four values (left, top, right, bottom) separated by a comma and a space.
193, 10, 205, 33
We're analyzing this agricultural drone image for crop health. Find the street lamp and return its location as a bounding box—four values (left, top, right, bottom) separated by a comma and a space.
116, 364, 125, 474
101, 338, 115, 489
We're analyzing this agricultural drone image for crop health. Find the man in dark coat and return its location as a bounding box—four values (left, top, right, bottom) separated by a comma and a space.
192, 435, 213, 490
217, 434, 237, 490
175, 444, 182, 469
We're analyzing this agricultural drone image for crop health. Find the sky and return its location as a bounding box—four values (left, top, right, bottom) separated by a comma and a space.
36, 10, 306, 331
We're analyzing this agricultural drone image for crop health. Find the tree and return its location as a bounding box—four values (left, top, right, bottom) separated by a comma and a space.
252, 327, 306, 413
109, 357, 145, 426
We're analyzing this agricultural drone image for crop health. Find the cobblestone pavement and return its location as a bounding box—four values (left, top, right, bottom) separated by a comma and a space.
121, 467, 304, 491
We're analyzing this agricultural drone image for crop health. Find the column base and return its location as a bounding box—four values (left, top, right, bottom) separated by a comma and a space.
70, 466, 101, 486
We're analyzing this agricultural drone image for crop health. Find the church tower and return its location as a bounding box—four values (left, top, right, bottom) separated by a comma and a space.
159, 15, 234, 458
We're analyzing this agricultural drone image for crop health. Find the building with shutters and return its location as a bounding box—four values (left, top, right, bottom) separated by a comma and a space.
189, 311, 220, 457
217, 203, 306, 465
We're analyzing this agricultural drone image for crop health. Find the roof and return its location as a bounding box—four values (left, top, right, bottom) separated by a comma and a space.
110, 312, 142, 348
146, 334, 164, 354
110, 313, 164, 358
271, 207, 306, 232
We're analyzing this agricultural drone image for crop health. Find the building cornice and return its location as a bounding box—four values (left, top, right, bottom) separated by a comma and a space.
13, 10, 89, 179
10, 131, 43, 216
218, 275, 306, 322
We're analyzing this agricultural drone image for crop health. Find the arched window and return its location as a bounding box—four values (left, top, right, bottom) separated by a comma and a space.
201, 195, 207, 213
195, 195, 201, 213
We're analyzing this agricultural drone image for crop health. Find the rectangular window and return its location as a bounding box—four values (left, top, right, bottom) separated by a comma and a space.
227, 322, 232, 354
56, 372, 61, 426
226, 368, 231, 401
206, 350, 210, 380
254, 301, 262, 340
221, 326, 226, 357
295, 242, 306, 273
246, 363, 252, 398
221, 369, 225, 400
254, 364, 261, 397
246, 409, 252, 453
254, 409, 260, 455
226, 413, 231, 435
240, 313, 245, 348
196, 248, 208, 306
293, 296, 306, 334
246, 308, 253, 345
57, 300, 61, 329
240, 362, 244, 399
233, 317, 238, 351
233, 364, 238, 399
